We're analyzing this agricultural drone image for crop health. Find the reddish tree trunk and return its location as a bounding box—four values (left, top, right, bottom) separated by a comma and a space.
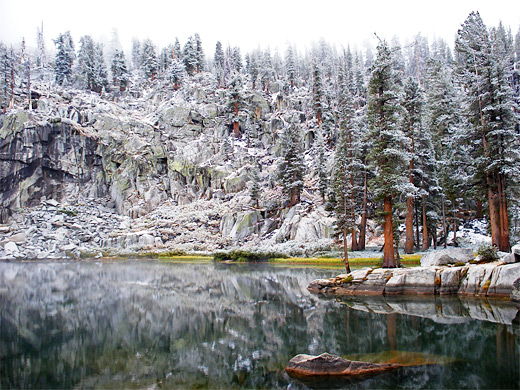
383, 196, 396, 268
498, 174, 510, 252
404, 195, 414, 254
421, 195, 429, 251
233, 101, 240, 137
358, 171, 368, 250
487, 172, 501, 248
343, 228, 351, 273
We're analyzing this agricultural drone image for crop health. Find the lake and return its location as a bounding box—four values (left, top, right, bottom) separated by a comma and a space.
1, 260, 519, 389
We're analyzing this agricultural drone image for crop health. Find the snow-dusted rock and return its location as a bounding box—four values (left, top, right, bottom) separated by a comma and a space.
511, 278, 520, 302
420, 248, 474, 267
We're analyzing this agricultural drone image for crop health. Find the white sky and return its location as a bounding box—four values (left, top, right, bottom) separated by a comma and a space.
1, 0, 519, 57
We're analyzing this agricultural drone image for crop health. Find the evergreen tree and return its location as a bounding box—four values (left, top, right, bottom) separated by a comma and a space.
367, 40, 411, 267
248, 53, 259, 89
141, 39, 158, 81
168, 59, 186, 90
231, 47, 242, 73
131, 38, 141, 70
260, 49, 273, 94
77, 35, 95, 90
183, 36, 198, 76
226, 72, 247, 137
111, 49, 129, 92
0, 43, 14, 112
277, 121, 305, 208
311, 60, 324, 125
160, 45, 174, 74
54, 31, 75, 85
285, 45, 297, 88
402, 77, 421, 253
194, 33, 205, 73
317, 136, 328, 202
425, 58, 468, 246
456, 11, 520, 251
173, 38, 182, 60
91, 43, 108, 94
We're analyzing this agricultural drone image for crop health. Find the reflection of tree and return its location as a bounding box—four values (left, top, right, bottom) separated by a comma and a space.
1, 262, 519, 389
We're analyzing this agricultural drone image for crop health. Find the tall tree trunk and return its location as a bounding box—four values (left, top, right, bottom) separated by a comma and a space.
453, 207, 458, 245
441, 196, 447, 248
487, 172, 501, 248
233, 101, 240, 137
358, 170, 368, 250
383, 196, 396, 268
404, 195, 414, 253
343, 228, 351, 273
422, 195, 429, 251
414, 199, 420, 250
498, 174, 510, 252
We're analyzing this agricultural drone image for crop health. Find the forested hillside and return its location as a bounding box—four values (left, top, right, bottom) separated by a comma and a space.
0, 11, 519, 261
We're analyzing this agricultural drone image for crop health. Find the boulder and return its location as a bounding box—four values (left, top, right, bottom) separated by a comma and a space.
511, 278, 520, 302
285, 353, 401, 378
420, 248, 474, 267
512, 245, 520, 262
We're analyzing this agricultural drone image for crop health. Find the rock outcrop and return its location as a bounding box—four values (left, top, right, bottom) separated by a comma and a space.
420, 248, 474, 267
308, 262, 520, 299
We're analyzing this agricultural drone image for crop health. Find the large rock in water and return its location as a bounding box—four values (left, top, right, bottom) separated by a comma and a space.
286, 353, 402, 378
420, 248, 474, 267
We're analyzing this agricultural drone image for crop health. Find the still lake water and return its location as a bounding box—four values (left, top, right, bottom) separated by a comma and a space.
1, 260, 519, 389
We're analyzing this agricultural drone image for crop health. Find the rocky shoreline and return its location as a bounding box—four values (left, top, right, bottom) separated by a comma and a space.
308, 261, 520, 300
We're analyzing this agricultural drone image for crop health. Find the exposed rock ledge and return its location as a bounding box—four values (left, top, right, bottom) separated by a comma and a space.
308, 262, 520, 299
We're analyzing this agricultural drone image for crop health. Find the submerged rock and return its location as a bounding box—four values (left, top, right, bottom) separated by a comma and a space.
285, 353, 401, 378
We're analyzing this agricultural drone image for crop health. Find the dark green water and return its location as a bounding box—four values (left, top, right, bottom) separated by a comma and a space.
1, 260, 519, 389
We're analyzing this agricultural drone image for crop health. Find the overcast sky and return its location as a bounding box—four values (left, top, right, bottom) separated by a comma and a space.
1, 0, 519, 57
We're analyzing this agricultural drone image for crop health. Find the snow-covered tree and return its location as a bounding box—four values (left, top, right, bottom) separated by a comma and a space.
54, 31, 75, 85
367, 39, 411, 267
36, 22, 46, 69
456, 11, 520, 252
277, 121, 305, 208
194, 33, 205, 73
131, 38, 141, 70
183, 36, 198, 76
226, 72, 247, 137
168, 59, 186, 90
111, 49, 129, 92
249, 166, 261, 208
285, 45, 297, 88
0, 43, 14, 112
141, 39, 158, 82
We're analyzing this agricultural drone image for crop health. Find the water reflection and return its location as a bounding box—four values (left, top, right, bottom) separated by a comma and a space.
1, 260, 519, 389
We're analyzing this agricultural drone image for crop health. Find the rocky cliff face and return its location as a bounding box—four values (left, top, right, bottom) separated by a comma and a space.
0, 76, 339, 256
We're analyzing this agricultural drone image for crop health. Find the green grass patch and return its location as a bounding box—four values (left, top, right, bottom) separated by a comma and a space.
213, 250, 289, 262
268, 254, 422, 267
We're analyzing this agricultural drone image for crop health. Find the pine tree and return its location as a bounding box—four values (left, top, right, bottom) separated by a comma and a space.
425, 58, 468, 246
285, 45, 297, 88
367, 40, 411, 268
226, 72, 246, 137
0, 43, 13, 112
91, 43, 108, 94
131, 38, 141, 70
141, 39, 158, 82
168, 59, 186, 90
402, 77, 421, 253
194, 33, 205, 73
77, 35, 95, 90
277, 121, 305, 208
111, 49, 129, 92
456, 11, 520, 251
248, 54, 259, 89
214, 41, 225, 86
317, 136, 328, 202
231, 47, 242, 73
260, 49, 273, 94
54, 31, 75, 85
311, 60, 324, 126
183, 36, 198, 76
